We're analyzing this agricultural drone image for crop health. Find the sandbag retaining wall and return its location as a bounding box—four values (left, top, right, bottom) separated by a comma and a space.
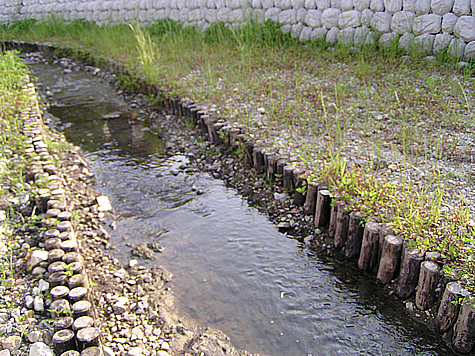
0, 0, 474, 58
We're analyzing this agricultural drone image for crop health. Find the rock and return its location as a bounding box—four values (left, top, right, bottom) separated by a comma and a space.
131, 243, 154, 260
103, 346, 115, 356
452, 0, 471, 15
304, 9, 322, 26
160, 341, 170, 351
31, 267, 46, 276
433, 33, 453, 52
415, 0, 431, 14
28, 250, 49, 269
338, 10, 361, 28
370, 0, 385, 11
431, 0, 455, 14
25, 295, 34, 309
415, 33, 436, 52
391, 11, 416, 34
2, 335, 22, 351
33, 296, 44, 313
38, 279, 49, 293
27, 330, 50, 344
464, 41, 475, 58
399, 32, 415, 50
128, 347, 143, 356
96, 196, 112, 212
413, 14, 442, 35
156, 351, 170, 356
361, 8, 374, 26
0, 349, 11, 356
453, 16, 475, 42
384, 0, 403, 12
29, 343, 54, 356
371, 12, 392, 33
355, 0, 371, 9
131, 326, 144, 339
442, 13, 459, 33
321, 8, 341, 28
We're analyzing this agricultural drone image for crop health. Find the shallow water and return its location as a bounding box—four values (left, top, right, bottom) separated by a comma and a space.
29, 61, 454, 356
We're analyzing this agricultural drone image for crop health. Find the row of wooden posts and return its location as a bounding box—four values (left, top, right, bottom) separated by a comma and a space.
165, 96, 475, 355
3, 39, 474, 355
22, 82, 103, 356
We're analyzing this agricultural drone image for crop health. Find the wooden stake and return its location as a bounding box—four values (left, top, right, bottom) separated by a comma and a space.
80, 347, 103, 356
333, 204, 350, 250
327, 202, 340, 239
395, 246, 425, 299
73, 316, 95, 332
53, 329, 77, 356
69, 287, 88, 303
77, 327, 101, 350
50, 285, 70, 300
303, 183, 318, 215
356, 220, 378, 267
452, 298, 475, 354
437, 282, 469, 333
415, 261, 440, 311
293, 171, 306, 206
314, 189, 331, 228
72, 300, 92, 318
376, 235, 403, 284
53, 317, 74, 332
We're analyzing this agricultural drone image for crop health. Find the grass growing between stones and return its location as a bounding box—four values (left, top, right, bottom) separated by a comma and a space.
2, 18, 475, 290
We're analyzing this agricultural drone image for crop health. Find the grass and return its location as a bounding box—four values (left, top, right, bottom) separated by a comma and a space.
1, 18, 475, 290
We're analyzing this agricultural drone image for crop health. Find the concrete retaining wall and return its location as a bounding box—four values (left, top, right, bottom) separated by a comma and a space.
0, 0, 474, 58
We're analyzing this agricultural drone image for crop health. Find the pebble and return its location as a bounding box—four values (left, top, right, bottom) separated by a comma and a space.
38, 280, 49, 293
156, 352, 170, 356
28, 250, 49, 269
128, 347, 143, 356
2, 335, 22, 351
102, 346, 115, 356
28, 342, 53, 356
160, 341, 170, 351
33, 296, 44, 313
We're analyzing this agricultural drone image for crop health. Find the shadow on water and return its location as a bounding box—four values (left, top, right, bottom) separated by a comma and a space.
28, 61, 455, 356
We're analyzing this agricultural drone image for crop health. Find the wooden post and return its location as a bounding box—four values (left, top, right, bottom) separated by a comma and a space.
50, 286, 70, 300
437, 282, 470, 333
266, 153, 277, 183
60, 351, 80, 356
49, 299, 71, 319
283, 164, 294, 192
356, 220, 378, 267
48, 261, 68, 274
346, 212, 366, 259
48, 249, 66, 263
68, 274, 89, 289
452, 298, 475, 354
395, 247, 425, 299
69, 287, 88, 303
415, 261, 440, 311
293, 171, 306, 206
53, 317, 74, 332
53, 329, 77, 355
333, 204, 350, 250
73, 316, 95, 332
378, 224, 394, 264
76, 327, 101, 351
49, 272, 68, 288
252, 145, 265, 174
314, 189, 331, 228
80, 347, 103, 356
72, 300, 92, 318
303, 183, 318, 215
376, 235, 403, 284
327, 202, 340, 239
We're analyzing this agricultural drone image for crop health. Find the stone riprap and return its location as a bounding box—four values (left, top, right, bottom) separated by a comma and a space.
0, 0, 473, 58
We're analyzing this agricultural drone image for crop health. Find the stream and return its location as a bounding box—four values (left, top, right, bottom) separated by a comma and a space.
28, 59, 454, 356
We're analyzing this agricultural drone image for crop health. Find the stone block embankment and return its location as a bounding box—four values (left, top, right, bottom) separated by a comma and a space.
0, 0, 473, 58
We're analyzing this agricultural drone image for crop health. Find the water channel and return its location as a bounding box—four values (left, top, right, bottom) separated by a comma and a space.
28, 60, 454, 356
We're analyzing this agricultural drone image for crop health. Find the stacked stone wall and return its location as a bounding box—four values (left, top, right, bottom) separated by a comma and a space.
0, 0, 473, 57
